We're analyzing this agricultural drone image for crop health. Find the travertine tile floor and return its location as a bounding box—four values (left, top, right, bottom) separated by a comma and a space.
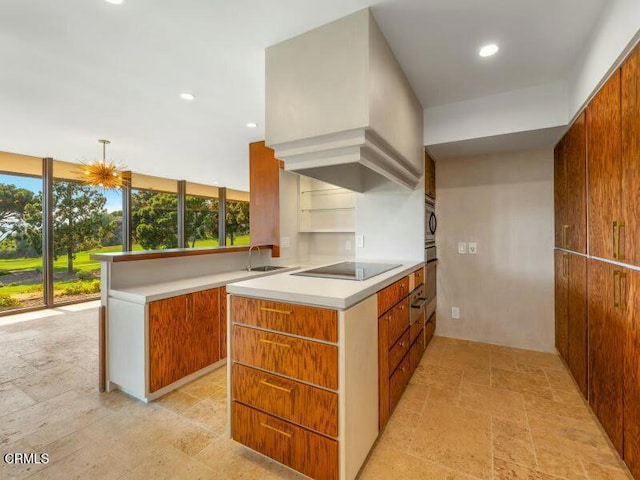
0, 306, 633, 479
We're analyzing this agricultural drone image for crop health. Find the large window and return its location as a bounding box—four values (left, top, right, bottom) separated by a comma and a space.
52, 161, 123, 303
0, 154, 249, 314
226, 189, 250, 246
185, 182, 219, 248
130, 174, 178, 250
0, 165, 44, 312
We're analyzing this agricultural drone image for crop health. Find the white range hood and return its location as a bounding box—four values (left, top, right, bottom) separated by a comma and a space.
265, 9, 424, 193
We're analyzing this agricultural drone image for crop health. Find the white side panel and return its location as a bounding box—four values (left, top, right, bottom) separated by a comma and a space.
355, 173, 424, 262
340, 295, 378, 480
108, 298, 146, 400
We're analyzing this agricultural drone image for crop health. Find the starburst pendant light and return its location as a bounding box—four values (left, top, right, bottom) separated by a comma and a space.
80, 139, 128, 189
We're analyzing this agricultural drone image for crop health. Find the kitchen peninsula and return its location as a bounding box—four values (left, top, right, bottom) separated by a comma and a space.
226, 261, 431, 480
91, 245, 283, 402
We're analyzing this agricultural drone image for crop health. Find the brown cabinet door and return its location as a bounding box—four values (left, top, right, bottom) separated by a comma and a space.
565, 113, 587, 253
567, 254, 588, 398
554, 251, 569, 361
149, 295, 190, 392
554, 138, 568, 249
588, 259, 625, 455
220, 286, 227, 359
622, 44, 640, 267
624, 267, 640, 478
190, 288, 220, 373
587, 70, 622, 261
425, 150, 436, 199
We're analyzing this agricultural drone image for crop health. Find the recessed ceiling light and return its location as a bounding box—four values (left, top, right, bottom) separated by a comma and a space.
105, 0, 124, 4
180, 93, 196, 101
479, 44, 499, 57
246, 122, 258, 128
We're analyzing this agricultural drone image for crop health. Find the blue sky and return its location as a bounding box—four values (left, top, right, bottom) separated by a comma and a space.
0, 174, 122, 212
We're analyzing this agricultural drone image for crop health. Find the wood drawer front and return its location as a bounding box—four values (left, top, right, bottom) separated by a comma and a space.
413, 267, 425, 288
410, 310, 426, 344
425, 313, 436, 345
388, 329, 410, 374
386, 298, 410, 347
232, 363, 338, 438
232, 296, 338, 342
389, 354, 411, 413
232, 325, 339, 390
378, 277, 409, 316
410, 330, 426, 375
232, 401, 338, 480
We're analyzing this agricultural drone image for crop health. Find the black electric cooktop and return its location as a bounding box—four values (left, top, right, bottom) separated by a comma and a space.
292, 261, 401, 281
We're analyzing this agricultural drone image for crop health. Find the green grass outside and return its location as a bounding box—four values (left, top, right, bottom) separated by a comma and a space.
0, 234, 250, 297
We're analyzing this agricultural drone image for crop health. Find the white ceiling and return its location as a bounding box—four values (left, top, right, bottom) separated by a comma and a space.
0, 0, 607, 190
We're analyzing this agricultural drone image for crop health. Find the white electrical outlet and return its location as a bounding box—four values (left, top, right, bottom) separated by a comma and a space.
452, 307, 460, 319
356, 235, 364, 248
457, 242, 466, 254
468, 242, 477, 254
280, 236, 291, 248
345, 240, 352, 251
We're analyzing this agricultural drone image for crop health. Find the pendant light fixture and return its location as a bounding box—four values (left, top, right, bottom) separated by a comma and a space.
79, 139, 128, 189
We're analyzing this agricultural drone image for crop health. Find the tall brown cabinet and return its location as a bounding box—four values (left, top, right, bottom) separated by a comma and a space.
555, 42, 640, 480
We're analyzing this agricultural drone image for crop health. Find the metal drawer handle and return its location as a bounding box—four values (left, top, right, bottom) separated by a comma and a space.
260, 379, 292, 394
400, 305, 405, 310
261, 422, 292, 438
260, 307, 292, 315
259, 338, 291, 349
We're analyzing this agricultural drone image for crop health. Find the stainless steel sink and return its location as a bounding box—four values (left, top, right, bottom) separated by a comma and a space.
246, 265, 287, 272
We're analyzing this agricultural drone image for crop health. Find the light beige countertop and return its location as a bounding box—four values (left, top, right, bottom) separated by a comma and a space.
109, 267, 299, 304
226, 260, 424, 310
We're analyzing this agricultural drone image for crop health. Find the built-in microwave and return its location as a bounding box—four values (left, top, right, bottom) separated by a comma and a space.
425, 197, 436, 262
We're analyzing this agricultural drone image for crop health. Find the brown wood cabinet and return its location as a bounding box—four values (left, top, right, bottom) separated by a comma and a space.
249, 141, 282, 257
232, 325, 339, 390
378, 272, 426, 430
587, 70, 623, 261
567, 254, 588, 398
231, 296, 338, 342
232, 402, 338, 480
554, 137, 568, 249
622, 43, 640, 268
149, 288, 221, 393
232, 363, 338, 438
555, 251, 588, 398
220, 286, 227, 359
556, 41, 640, 480
554, 251, 569, 360
588, 259, 625, 455
149, 295, 190, 393
625, 264, 640, 479
425, 149, 436, 200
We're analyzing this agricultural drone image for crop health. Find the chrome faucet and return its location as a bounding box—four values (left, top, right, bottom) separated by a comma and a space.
246, 245, 261, 271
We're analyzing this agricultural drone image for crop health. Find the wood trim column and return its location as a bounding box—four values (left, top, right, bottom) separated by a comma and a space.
218, 187, 227, 247
249, 141, 281, 257
42, 157, 54, 307
177, 180, 186, 248
122, 171, 132, 252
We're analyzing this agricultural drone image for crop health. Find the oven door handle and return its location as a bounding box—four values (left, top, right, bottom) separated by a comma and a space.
411, 299, 428, 310
429, 212, 437, 235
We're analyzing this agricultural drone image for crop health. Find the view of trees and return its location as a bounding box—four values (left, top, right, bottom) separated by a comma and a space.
226, 200, 250, 245
0, 176, 250, 312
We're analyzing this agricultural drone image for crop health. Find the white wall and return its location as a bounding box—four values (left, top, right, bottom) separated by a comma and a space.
569, 0, 640, 117
435, 148, 555, 352
424, 81, 568, 147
